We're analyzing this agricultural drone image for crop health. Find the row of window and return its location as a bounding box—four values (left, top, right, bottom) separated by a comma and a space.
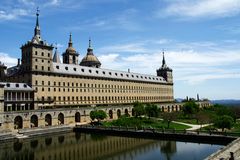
35, 51, 51, 57
36, 80, 168, 91
35, 65, 51, 71
55, 65, 163, 81
41, 96, 173, 102
35, 59, 51, 63
37, 87, 171, 94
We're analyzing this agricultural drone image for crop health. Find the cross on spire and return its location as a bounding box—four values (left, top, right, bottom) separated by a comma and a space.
68, 32, 73, 47
89, 37, 92, 48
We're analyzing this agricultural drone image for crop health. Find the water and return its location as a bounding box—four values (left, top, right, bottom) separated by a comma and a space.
0, 132, 224, 160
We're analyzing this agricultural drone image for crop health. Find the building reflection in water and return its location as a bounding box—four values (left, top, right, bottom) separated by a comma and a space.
0, 132, 178, 160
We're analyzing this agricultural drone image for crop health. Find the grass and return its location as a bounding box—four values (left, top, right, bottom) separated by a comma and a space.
103, 116, 190, 130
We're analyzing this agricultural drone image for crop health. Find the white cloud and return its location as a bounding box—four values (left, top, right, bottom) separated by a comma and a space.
63, 8, 142, 31
97, 40, 240, 85
0, 52, 18, 67
0, 9, 29, 21
99, 43, 147, 53
161, 0, 240, 19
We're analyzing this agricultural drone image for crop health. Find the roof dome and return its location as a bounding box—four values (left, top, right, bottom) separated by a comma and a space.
80, 39, 101, 68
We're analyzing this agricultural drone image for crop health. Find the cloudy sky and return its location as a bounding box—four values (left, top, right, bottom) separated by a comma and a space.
0, 0, 240, 100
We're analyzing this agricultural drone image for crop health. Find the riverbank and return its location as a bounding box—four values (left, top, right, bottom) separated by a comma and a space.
0, 125, 74, 142
74, 125, 236, 145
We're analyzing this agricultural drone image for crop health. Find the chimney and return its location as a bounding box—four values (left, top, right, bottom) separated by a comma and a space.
197, 94, 200, 101
17, 58, 20, 66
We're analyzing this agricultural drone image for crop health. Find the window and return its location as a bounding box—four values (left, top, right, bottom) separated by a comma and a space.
35, 51, 37, 55
96, 70, 99, 74
42, 66, 44, 70
81, 69, 84, 72
42, 52, 44, 56
35, 65, 38, 69
102, 71, 105, 74
48, 53, 50, 57
42, 81, 44, 85
48, 81, 50, 85
35, 59, 38, 62
73, 68, 76, 71
109, 72, 112, 75
65, 67, 68, 70
15, 84, 19, 87
42, 59, 44, 63
56, 66, 59, 69
35, 80, 38, 85
89, 69, 92, 73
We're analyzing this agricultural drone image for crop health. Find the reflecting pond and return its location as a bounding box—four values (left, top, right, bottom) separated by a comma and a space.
0, 132, 224, 160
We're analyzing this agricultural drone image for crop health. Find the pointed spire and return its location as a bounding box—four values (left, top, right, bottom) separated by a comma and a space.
53, 43, 61, 63
34, 7, 41, 37
162, 51, 166, 67
88, 37, 92, 48
87, 37, 93, 55
68, 32, 73, 47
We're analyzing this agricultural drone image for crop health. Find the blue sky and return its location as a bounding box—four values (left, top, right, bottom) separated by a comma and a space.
0, 0, 240, 100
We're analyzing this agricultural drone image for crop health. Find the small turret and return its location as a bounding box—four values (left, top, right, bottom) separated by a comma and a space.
156, 52, 173, 83
62, 33, 79, 65
0, 62, 7, 81
53, 46, 61, 63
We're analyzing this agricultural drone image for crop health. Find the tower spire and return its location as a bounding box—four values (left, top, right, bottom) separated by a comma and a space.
34, 7, 41, 37
68, 32, 73, 47
162, 51, 166, 67
88, 37, 92, 48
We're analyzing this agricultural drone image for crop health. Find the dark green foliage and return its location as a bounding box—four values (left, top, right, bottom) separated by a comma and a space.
90, 110, 107, 122
133, 101, 145, 117
182, 101, 200, 117
213, 104, 236, 121
145, 104, 160, 118
214, 115, 234, 131
162, 112, 177, 129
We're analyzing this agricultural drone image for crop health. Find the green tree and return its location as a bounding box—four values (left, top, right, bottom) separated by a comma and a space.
145, 104, 160, 118
182, 101, 199, 117
214, 104, 236, 122
162, 112, 177, 129
133, 101, 145, 117
213, 115, 234, 132
90, 110, 96, 121
90, 110, 107, 122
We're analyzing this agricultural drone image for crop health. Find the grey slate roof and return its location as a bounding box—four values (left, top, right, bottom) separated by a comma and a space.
53, 62, 167, 83
0, 82, 34, 91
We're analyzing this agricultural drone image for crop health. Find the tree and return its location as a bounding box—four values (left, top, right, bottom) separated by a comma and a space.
162, 112, 177, 129
213, 115, 234, 132
133, 101, 145, 117
194, 112, 211, 129
214, 104, 236, 122
90, 110, 107, 122
90, 110, 96, 121
145, 104, 160, 118
182, 101, 199, 117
